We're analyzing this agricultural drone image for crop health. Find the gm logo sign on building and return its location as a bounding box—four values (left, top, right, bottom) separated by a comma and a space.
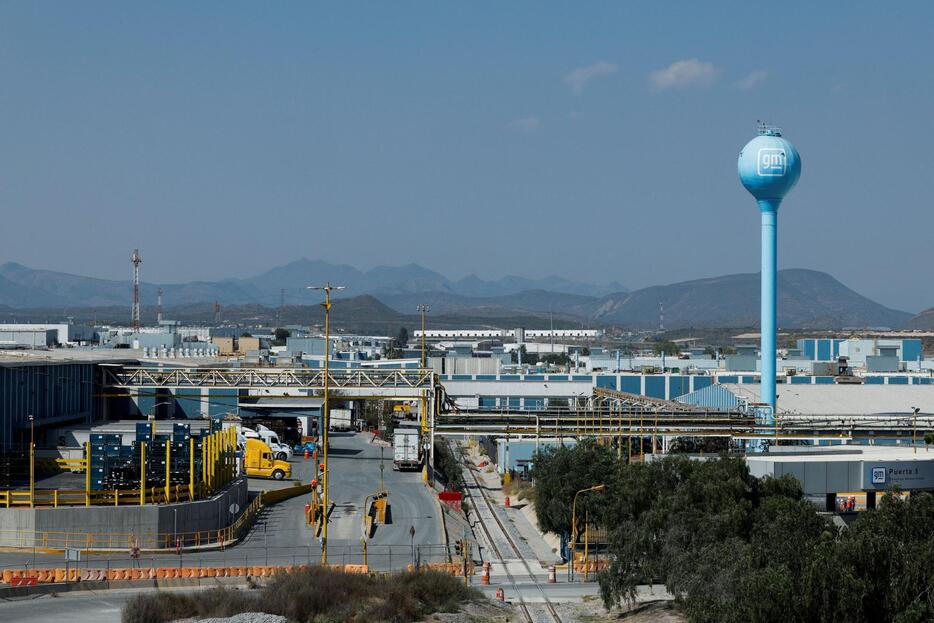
872, 467, 886, 485
757, 147, 786, 176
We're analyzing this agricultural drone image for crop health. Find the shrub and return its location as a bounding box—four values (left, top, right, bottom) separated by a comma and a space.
122, 568, 481, 623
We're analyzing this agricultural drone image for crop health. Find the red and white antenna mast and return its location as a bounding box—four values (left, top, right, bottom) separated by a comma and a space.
156, 287, 163, 324
131, 249, 142, 331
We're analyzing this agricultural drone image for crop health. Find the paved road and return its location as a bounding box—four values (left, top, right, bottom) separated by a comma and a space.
0, 431, 442, 572
0, 586, 189, 623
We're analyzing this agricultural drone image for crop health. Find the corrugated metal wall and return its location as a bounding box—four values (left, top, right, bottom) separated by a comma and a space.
0, 362, 97, 448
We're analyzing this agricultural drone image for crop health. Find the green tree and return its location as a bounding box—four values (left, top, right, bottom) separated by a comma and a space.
540, 353, 571, 367
511, 345, 539, 365
272, 328, 290, 346
652, 340, 680, 355
667, 436, 730, 454
529, 439, 615, 541
804, 492, 934, 622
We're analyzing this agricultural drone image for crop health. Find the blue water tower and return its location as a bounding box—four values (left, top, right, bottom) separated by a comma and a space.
738, 122, 801, 419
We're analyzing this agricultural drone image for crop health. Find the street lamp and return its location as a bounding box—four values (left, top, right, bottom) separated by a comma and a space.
308, 283, 345, 565
912, 407, 920, 454
416, 304, 430, 368
28, 415, 34, 508
570, 484, 606, 581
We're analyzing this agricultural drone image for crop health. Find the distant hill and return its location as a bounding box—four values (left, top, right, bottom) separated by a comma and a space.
377, 289, 597, 320
592, 269, 912, 329
0, 261, 912, 330
0, 259, 624, 308
450, 274, 625, 298
904, 307, 934, 330
0, 295, 580, 334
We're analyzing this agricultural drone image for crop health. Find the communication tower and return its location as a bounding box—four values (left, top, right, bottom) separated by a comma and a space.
131, 249, 142, 332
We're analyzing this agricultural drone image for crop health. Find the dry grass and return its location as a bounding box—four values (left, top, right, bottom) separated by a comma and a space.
122, 568, 482, 623
502, 479, 534, 503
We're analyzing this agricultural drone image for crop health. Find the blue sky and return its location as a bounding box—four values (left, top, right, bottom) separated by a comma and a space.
1, 2, 932, 311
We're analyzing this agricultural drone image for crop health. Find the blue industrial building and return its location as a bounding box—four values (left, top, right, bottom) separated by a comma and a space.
2, 352, 933, 451
0, 361, 100, 448
798, 338, 922, 363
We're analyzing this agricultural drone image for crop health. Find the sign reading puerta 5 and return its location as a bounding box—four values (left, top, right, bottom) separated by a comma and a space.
864, 462, 934, 491
738, 124, 802, 424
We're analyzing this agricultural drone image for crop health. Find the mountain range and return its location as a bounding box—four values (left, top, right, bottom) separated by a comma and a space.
0, 260, 917, 330
0, 259, 625, 308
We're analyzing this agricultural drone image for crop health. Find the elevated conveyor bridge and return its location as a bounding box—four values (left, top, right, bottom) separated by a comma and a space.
99, 366, 931, 444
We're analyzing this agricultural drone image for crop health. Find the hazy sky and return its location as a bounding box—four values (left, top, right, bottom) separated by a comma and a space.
1, 2, 932, 311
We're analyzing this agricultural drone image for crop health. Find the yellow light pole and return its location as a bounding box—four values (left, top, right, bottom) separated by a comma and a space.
28, 415, 35, 508
416, 304, 430, 367
308, 282, 345, 565
569, 483, 605, 581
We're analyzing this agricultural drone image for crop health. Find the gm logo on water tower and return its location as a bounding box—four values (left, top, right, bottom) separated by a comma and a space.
757, 147, 786, 176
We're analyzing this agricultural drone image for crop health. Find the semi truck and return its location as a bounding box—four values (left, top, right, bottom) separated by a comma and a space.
243, 439, 291, 480
232, 424, 292, 461
392, 424, 422, 471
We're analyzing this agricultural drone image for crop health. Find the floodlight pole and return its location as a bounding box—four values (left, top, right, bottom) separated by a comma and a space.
308, 282, 345, 565
417, 305, 430, 368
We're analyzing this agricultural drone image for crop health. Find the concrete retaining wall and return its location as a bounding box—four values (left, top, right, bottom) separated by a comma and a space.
0, 478, 248, 547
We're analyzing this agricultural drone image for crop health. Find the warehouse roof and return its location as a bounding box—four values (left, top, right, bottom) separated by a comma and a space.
0, 347, 231, 366
722, 383, 934, 416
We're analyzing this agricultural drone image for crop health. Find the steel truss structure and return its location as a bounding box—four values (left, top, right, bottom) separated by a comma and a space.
98, 366, 933, 444
101, 365, 435, 396
436, 387, 755, 442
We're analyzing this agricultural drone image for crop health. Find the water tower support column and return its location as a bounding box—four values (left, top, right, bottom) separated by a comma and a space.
759, 200, 780, 421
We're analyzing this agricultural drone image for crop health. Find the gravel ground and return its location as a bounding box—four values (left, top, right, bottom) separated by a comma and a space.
174, 614, 288, 623
552, 598, 685, 623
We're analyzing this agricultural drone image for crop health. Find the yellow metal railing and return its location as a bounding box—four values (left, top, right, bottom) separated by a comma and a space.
4, 426, 239, 509
36, 457, 86, 473
0, 484, 201, 508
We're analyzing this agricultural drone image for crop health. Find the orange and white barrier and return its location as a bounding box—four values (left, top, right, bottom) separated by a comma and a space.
1, 562, 363, 586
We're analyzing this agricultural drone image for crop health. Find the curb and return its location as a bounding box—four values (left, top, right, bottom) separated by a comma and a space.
0, 576, 249, 599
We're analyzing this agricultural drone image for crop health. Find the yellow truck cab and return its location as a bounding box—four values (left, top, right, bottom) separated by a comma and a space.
244, 438, 291, 480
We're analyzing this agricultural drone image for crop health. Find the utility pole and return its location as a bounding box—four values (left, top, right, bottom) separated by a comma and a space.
416, 304, 430, 367
131, 249, 142, 332
277, 288, 285, 327
307, 282, 345, 565
550, 310, 554, 355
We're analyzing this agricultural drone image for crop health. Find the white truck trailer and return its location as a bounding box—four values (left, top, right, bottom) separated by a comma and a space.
393, 424, 423, 471
329, 408, 353, 432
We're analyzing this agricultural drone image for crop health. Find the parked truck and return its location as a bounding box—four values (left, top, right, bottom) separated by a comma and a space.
329, 408, 353, 432
392, 424, 422, 471
255, 425, 293, 460
234, 425, 292, 461
243, 438, 291, 480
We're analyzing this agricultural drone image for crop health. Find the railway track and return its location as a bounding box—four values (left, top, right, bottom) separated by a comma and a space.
461, 456, 562, 623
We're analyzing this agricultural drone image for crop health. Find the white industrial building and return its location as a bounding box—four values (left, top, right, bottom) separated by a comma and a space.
746, 446, 934, 510
0, 323, 75, 345
414, 328, 602, 340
